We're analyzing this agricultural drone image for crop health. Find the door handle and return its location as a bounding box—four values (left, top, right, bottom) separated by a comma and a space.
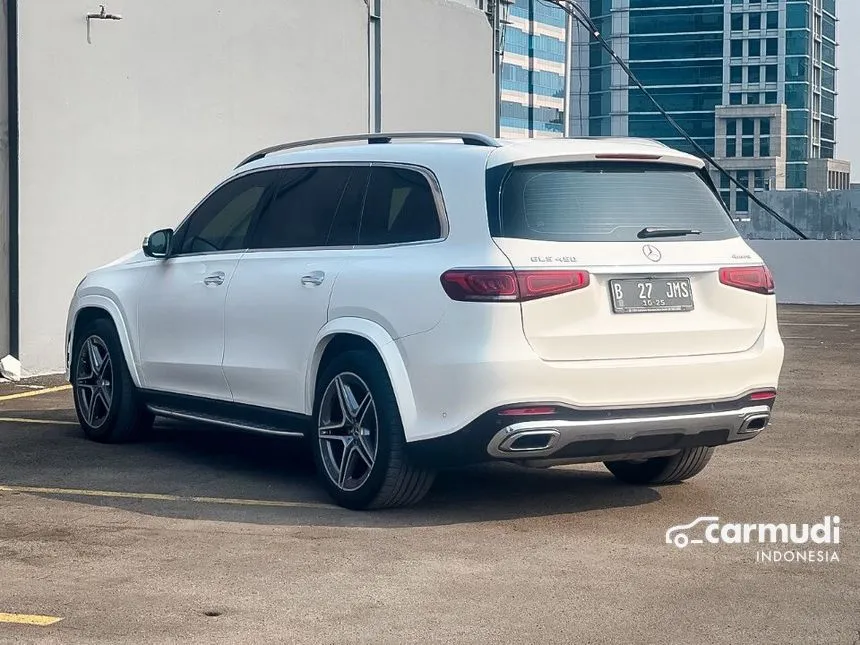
203, 272, 225, 286
301, 271, 326, 287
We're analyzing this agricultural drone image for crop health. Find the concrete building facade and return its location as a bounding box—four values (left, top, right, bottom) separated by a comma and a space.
1, 0, 495, 375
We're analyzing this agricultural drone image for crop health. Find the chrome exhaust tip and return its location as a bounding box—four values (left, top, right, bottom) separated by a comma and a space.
498, 429, 560, 453
739, 413, 770, 434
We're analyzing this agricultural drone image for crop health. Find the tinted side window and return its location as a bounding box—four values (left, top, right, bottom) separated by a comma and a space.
250, 166, 366, 249
176, 171, 278, 255
358, 167, 442, 245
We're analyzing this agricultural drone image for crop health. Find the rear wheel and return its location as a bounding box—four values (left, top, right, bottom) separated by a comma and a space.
604, 447, 714, 485
72, 317, 153, 443
312, 350, 435, 510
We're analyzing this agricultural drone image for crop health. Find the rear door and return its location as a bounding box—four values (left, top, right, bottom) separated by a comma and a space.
491, 160, 769, 361
221, 164, 370, 413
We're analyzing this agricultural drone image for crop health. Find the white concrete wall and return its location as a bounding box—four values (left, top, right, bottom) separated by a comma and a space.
381, 0, 493, 131
750, 240, 860, 305
16, 0, 494, 374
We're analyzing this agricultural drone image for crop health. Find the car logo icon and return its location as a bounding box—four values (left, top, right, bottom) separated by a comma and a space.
642, 244, 662, 262
665, 516, 720, 549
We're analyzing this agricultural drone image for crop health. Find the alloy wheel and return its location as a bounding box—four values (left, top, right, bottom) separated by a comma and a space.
75, 335, 114, 429
318, 372, 379, 492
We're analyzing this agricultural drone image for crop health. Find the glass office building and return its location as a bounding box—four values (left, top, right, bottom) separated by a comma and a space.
570, 0, 848, 202
500, 0, 570, 137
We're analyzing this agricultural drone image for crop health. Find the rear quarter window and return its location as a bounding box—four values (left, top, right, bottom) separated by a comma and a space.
496, 162, 738, 242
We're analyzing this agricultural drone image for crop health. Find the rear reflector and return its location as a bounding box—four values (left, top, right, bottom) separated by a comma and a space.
441, 269, 590, 302
750, 390, 777, 401
719, 265, 775, 295
499, 406, 557, 417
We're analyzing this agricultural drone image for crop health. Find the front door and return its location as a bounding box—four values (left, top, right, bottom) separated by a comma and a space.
137, 169, 281, 400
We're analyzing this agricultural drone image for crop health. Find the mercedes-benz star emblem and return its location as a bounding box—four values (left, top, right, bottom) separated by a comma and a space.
642, 244, 662, 263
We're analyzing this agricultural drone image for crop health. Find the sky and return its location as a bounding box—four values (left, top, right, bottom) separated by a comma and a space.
838, 1, 859, 179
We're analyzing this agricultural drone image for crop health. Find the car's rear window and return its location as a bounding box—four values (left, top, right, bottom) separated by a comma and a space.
497, 162, 738, 242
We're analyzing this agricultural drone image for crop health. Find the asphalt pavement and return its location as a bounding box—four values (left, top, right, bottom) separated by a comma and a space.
0, 305, 858, 644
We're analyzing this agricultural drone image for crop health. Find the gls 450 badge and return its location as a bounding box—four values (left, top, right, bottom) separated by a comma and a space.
530, 256, 577, 263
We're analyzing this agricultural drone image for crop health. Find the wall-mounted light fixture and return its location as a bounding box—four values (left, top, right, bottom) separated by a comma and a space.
86, 5, 122, 44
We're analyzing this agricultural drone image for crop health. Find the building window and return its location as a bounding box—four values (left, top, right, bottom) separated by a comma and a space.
749, 13, 761, 31
749, 39, 761, 58
742, 138, 755, 157
765, 92, 778, 104
747, 93, 760, 104
766, 11, 778, 30
730, 93, 743, 106
760, 137, 770, 156
754, 170, 765, 190
731, 40, 743, 57
731, 14, 744, 31
766, 38, 778, 56
765, 65, 778, 83
730, 66, 743, 84
727, 139, 737, 157
749, 66, 761, 84
736, 190, 749, 213
727, 120, 737, 136
760, 118, 771, 136
742, 119, 755, 136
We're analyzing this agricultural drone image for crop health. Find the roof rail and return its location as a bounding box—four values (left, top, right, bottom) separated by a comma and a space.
236, 131, 500, 168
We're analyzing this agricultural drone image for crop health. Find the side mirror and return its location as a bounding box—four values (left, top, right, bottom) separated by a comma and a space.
142, 228, 174, 258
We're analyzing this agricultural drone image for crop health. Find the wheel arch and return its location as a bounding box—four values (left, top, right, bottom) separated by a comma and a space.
68, 295, 142, 387
306, 318, 417, 438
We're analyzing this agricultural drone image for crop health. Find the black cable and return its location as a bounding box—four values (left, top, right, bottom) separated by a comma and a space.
538, 0, 808, 240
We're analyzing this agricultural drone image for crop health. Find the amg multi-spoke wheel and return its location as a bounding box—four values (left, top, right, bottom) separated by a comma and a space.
318, 373, 379, 492
75, 336, 114, 429
311, 350, 435, 510
72, 317, 153, 443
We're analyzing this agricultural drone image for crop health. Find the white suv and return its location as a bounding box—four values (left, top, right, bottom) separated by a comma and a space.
65, 132, 785, 510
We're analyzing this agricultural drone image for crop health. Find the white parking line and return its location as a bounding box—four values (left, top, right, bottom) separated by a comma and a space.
0, 417, 79, 426
0, 485, 339, 510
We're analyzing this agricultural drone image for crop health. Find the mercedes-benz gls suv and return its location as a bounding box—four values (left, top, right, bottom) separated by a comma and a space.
65, 132, 785, 509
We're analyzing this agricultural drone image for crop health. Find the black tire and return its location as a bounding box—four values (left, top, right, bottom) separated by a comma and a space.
604, 447, 715, 485
71, 317, 153, 443
311, 349, 435, 510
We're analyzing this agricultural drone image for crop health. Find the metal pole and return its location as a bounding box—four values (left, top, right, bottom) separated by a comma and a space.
563, 7, 573, 137
367, 0, 382, 133
494, 1, 502, 137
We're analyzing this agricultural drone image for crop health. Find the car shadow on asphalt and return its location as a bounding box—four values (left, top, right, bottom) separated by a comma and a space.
4, 415, 662, 527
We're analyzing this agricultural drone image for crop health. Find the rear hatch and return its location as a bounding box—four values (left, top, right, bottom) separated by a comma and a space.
490, 160, 770, 361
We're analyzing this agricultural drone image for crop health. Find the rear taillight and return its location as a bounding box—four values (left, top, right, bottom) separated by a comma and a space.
440, 269, 590, 302
750, 390, 777, 401
719, 265, 774, 295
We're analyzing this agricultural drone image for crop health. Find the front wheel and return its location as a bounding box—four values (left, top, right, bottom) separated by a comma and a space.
72, 317, 153, 443
311, 350, 435, 510
604, 447, 715, 485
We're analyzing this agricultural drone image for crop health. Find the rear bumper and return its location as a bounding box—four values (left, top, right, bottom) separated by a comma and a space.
406, 394, 775, 468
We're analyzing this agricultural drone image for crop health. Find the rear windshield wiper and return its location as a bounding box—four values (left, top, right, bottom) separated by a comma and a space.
637, 227, 702, 239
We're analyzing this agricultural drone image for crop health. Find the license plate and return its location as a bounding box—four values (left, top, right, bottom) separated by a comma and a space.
610, 278, 694, 314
